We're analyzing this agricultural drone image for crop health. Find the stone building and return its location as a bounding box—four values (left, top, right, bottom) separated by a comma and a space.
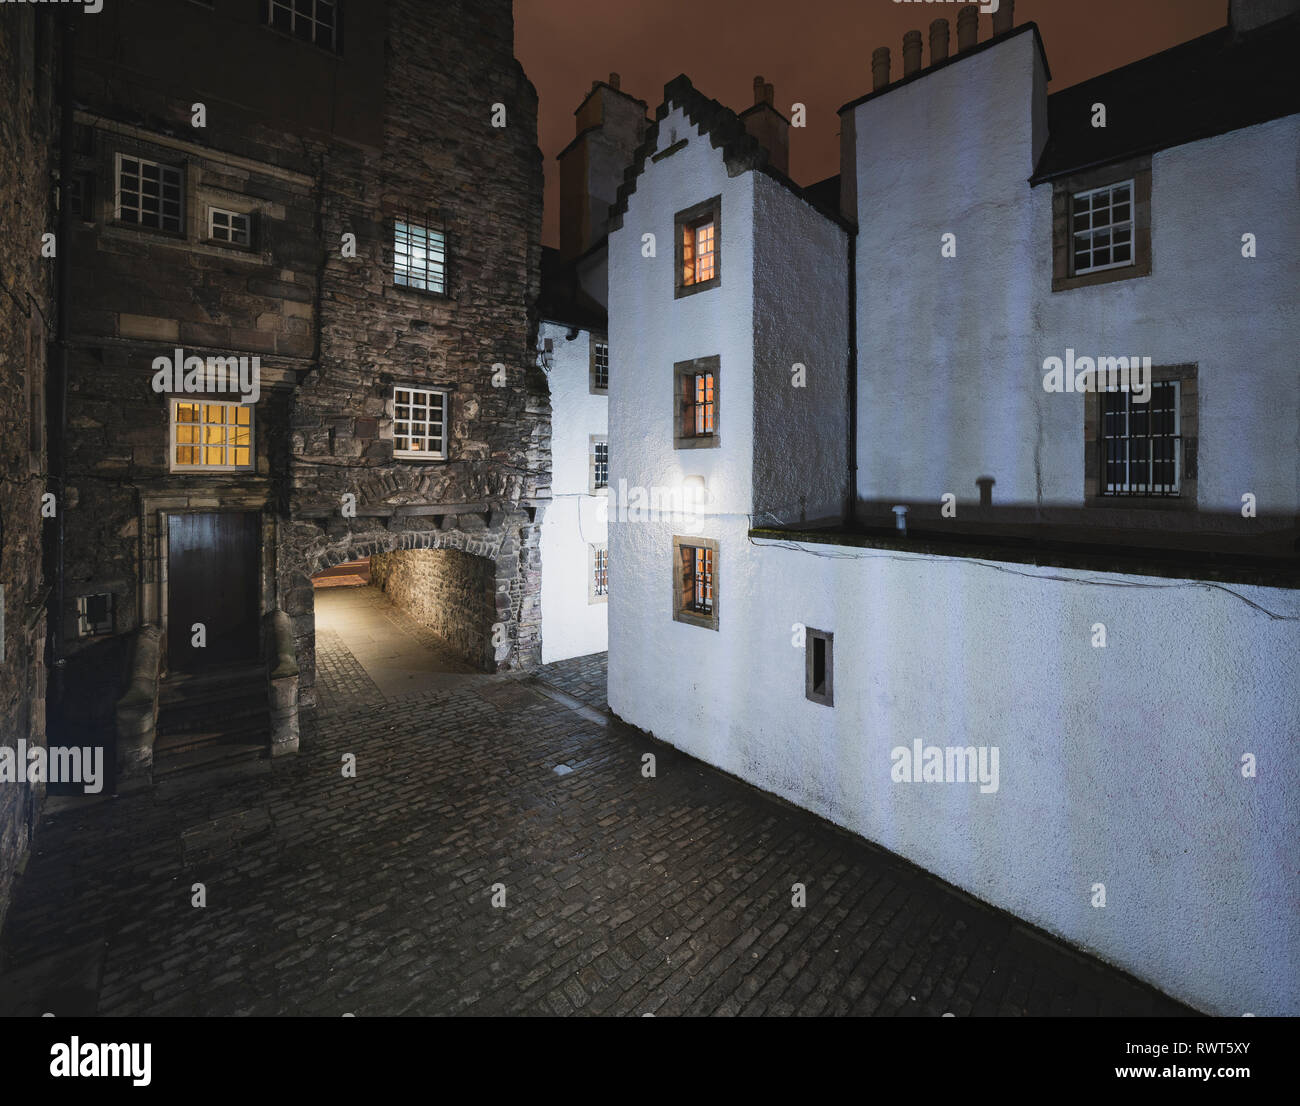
605, 0, 1300, 1014
0, 6, 56, 939
4, 0, 547, 792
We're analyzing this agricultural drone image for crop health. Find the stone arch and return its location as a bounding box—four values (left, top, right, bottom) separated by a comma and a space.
279, 512, 542, 710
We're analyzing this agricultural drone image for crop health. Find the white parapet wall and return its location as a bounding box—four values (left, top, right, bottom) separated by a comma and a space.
608, 521, 1300, 1015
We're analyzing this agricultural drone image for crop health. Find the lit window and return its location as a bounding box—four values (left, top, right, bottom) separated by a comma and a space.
1071, 180, 1134, 275
675, 197, 721, 297
393, 386, 448, 459
394, 219, 446, 294
172, 401, 254, 470
674, 356, 720, 449
683, 219, 714, 285
115, 154, 183, 233
208, 207, 252, 246
673, 537, 718, 629
265, 0, 339, 52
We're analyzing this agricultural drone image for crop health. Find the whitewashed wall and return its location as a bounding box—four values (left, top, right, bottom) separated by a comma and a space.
848, 29, 1300, 517
539, 319, 608, 662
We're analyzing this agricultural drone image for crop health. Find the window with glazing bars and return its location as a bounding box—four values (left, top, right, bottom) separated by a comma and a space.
116, 154, 182, 232
680, 545, 713, 614
682, 217, 715, 285
593, 548, 608, 596
172, 401, 253, 470
393, 387, 447, 458
592, 440, 609, 489
265, 0, 339, 51
683, 371, 715, 437
394, 219, 446, 293
1101, 381, 1180, 495
593, 341, 609, 390
1072, 180, 1134, 275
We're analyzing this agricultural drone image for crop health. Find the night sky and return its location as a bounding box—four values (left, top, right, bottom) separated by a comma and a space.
516, 0, 1228, 246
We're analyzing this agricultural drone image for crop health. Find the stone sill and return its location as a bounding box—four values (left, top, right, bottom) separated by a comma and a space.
749, 525, 1300, 590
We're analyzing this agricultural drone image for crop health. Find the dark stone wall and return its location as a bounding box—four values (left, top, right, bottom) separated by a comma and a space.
371, 549, 496, 670
282, 0, 549, 697
0, 7, 54, 936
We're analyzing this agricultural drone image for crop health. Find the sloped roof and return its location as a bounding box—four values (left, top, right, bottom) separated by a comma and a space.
1032, 14, 1300, 182
608, 74, 850, 233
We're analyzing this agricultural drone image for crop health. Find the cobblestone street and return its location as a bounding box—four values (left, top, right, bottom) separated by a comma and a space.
0, 588, 1192, 1016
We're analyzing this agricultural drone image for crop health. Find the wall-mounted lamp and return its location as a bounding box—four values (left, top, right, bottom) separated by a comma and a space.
683, 474, 707, 506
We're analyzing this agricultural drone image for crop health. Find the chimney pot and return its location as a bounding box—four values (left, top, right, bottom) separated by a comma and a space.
929, 18, 950, 64
763, 81, 774, 105
902, 29, 923, 76
992, 0, 1013, 35
609, 72, 621, 89
753, 75, 765, 104
871, 46, 891, 91
956, 4, 979, 52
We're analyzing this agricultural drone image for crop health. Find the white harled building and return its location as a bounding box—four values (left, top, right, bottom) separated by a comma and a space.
604, 1, 1300, 1015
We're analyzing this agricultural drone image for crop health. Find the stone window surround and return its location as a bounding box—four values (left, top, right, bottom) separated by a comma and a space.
672, 534, 719, 631
805, 627, 833, 707
389, 384, 450, 461
1083, 362, 1198, 512
76, 593, 114, 638
589, 332, 609, 395
673, 354, 720, 449
135, 492, 274, 661
589, 433, 609, 496
262, 0, 342, 55
674, 194, 722, 299
588, 542, 608, 605
1051, 154, 1152, 293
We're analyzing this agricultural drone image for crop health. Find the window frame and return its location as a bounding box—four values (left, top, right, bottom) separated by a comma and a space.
590, 334, 609, 394
113, 151, 185, 236
674, 195, 722, 299
393, 216, 448, 297
207, 205, 254, 248
391, 385, 450, 461
588, 543, 609, 605
673, 355, 720, 449
76, 593, 114, 639
1051, 156, 1151, 292
169, 398, 256, 474
805, 628, 834, 707
589, 434, 609, 495
1069, 179, 1135, 277
263, 0, 342, 54
672, 535, 719, 631
1083, 363, 1197, 510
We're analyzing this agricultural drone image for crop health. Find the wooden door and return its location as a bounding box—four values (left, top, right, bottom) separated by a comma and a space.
167, 512, 261, 672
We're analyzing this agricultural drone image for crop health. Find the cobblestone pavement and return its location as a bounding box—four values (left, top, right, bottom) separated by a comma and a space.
537, 652, 609, 713
0, 592, 1193, 1016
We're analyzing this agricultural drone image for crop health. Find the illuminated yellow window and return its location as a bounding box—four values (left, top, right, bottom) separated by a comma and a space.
676, 198, 720, 295
172, 400, 254, 470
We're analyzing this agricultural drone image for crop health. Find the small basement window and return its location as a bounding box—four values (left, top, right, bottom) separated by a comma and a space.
77, 593, 113, 637
805, 628, 833, 706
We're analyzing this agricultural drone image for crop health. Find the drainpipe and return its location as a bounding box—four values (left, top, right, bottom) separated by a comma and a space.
49, 13, 75, 708
845, 228, 857, 526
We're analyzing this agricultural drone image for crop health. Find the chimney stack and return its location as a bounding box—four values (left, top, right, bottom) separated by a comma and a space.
871, 46, 891, 91
740, 75, 789, 174
902, 30, 923, 77
929, 18, 950, 65
609, 72, 621, 90
992, 0, 1014, 36
956, 4, 979, 52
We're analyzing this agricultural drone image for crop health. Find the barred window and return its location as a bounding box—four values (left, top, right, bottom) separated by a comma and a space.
208, 207, 252, 246
592, 547, 608, 597
674, 541, 716, 623
172, 401, 254, 471
1101, 381, 1180, 496
265, 0, 339, 52
115, 154, 183, 233
393, 386, 448, 459
682, 371, 715, 436
394, 219, 447, 294
1072, 180, 1133, 275
590, 435, 609, 493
